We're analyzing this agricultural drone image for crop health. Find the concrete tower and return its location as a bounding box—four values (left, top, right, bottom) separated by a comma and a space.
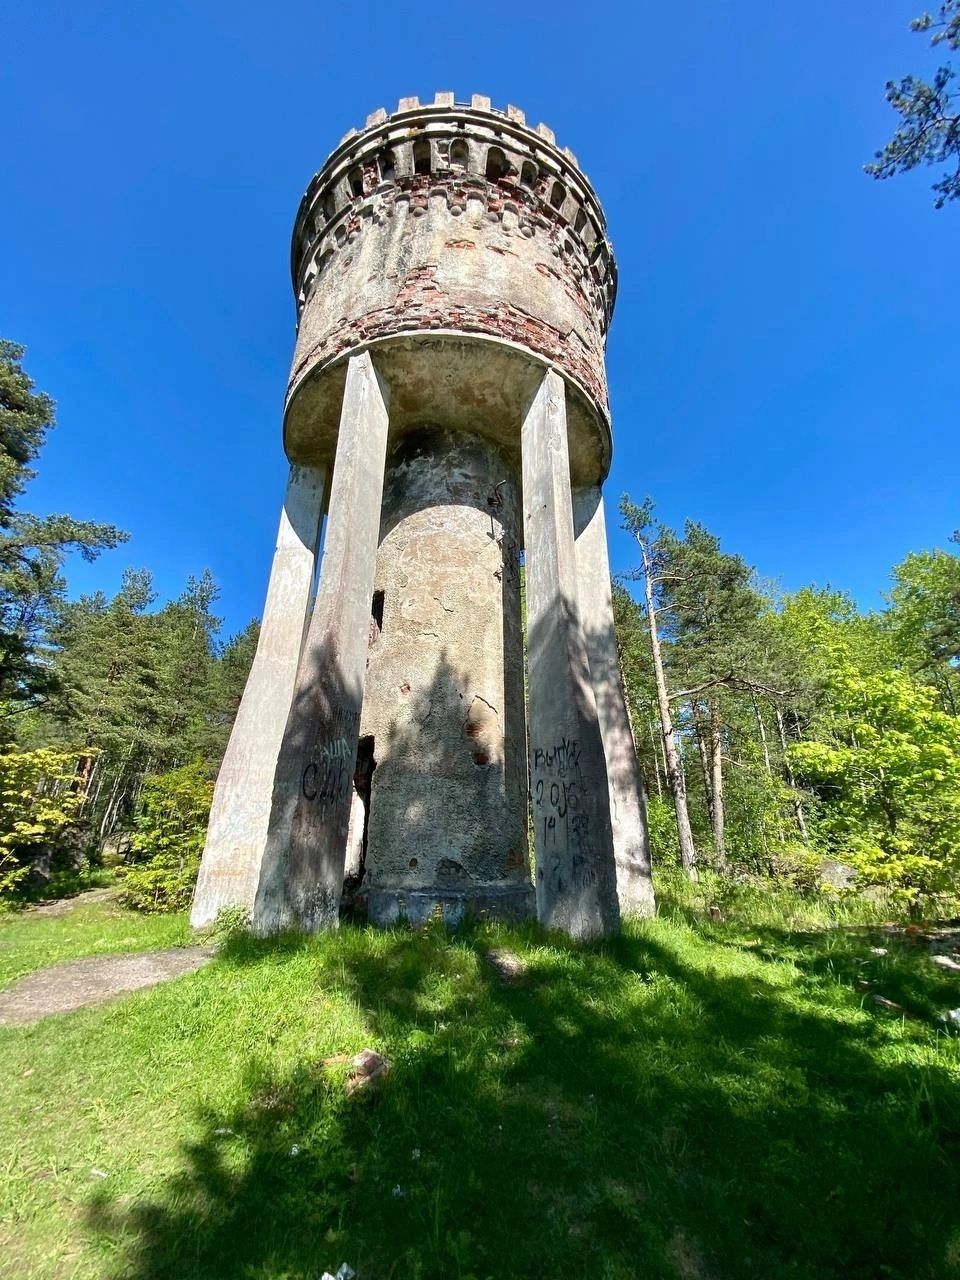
191, 93, 654, 940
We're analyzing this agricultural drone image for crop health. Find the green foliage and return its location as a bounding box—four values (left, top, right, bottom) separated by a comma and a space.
115, 763, 213, 913
867, 2, 960, 206
22, 568, 257, 843
0, 341, 127, 719
644, 794, 680, 864
886, 546, 960, 712
0, 746, 84, 898
614, 505, 960, 906
789, 669, 960, 906
0, 338, 55, 522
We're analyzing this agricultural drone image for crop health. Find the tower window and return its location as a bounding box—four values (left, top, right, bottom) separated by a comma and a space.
549, 181, 566, 210
322, 191, 336, 221
348, 167, 364, 198
379, 148, 395, 182
413, 139, 431, 174
450, 138, 469, 170
520, 160, 537, 188
485, 146, 509, 181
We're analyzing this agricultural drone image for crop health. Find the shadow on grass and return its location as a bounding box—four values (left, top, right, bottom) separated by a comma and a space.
87, 918, 960, 1280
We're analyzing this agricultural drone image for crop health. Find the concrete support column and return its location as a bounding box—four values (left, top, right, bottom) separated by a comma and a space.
190, 463, 326, 928
254, 351, 390, 932
573, 487, 655, 917
521, 369, 620, 939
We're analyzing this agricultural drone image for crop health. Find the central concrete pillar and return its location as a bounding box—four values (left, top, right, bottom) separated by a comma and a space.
254, 351, 390, 932
573, 486, 655, 918
356, 429, 533, 926
521, 369, 620, 940
190, 463, 326, 928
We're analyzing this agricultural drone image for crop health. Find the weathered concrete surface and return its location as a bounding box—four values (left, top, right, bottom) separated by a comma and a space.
573, 487, 655, 918
0, 947, 214, 1026
522, 371, 620, 939
284, 98, 616, 489
290, 97, 615, 417
191, 464, 326, 928
253, 352, 390, 932
354, 429, 533, 925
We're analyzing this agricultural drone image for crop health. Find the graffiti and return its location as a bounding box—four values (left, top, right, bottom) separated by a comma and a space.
301, 755, 351, 808
532, 736, 581, 777
532, 737, 598, 895
301, 711, 360, 810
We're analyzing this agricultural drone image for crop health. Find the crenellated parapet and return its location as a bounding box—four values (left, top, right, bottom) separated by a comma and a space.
284, 94, 618, 482
291, 92, 617, 331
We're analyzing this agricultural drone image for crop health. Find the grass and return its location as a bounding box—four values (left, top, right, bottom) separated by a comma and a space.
0, 877, 959, 1279
0, 890, 191, 987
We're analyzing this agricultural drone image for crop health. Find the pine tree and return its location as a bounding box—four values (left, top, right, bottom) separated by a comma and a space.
0, 341, 126, 721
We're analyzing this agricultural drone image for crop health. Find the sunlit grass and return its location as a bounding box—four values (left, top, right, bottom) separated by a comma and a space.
0, 892, 191, 988
1, 884, 959, 1279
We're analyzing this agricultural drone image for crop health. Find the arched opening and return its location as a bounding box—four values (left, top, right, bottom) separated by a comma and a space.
322, 191, 336, 221
549, 181, 566, 210
379, 149, 395, 182
520, 160, 537, 188
485, 146, 509, 181
342, 735, 376, 904
413, 139, 431, 174
574, 207, 587, 234
450, 138, 469, 170
348, 167, 364, 198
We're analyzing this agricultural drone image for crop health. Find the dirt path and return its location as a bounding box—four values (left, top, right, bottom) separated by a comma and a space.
25, 887, 116, 918
0, 946, 214, 1026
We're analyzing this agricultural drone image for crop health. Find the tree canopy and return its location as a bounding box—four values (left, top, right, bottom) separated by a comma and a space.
867, 2, 960, 206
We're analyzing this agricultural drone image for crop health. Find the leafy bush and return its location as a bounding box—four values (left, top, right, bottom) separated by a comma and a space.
764, 842, 825, 893
644, 795, 680, 866
0, 748, 86, 900
788, 670, 960, 907
116, 763, 213, 913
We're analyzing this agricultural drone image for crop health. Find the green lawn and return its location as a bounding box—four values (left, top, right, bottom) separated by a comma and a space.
1, 881, 959, 1280
0, 892, 190, 987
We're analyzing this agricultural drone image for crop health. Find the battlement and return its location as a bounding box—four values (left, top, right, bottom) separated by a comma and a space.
340, 93, 582, 171
290, 92, 617, 333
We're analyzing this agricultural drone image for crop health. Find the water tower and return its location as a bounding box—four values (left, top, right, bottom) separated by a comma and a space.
191, 93, 653, 939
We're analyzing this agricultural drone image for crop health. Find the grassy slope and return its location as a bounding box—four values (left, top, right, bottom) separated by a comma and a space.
1, 883, 959, 1280
0, 894, 190, 987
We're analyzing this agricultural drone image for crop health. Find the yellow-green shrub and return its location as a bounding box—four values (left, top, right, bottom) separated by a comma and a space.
116, 763, 212, 913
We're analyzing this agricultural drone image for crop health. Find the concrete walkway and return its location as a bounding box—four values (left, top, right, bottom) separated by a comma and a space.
0, 945, 214, 1027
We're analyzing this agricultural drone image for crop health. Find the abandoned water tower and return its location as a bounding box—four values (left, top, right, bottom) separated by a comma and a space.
191, 93, 654, 940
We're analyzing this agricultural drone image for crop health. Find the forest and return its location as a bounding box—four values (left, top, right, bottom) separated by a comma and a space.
1, 338, 958, 917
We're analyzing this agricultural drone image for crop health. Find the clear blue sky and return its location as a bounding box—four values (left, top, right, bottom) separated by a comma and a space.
2, 1, 954, 639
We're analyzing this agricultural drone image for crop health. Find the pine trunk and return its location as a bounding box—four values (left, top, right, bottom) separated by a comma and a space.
775, 707, 809, 841
647, 716, 663, 797
642, 545, 698, 880
693, 704, 714, 827
752, 692, 773, 775
709, 703, 725, 863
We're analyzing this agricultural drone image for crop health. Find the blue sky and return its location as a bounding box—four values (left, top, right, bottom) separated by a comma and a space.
2, 1, 954, 639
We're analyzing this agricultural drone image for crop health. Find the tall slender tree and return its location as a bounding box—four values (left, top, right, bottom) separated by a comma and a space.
620, 497, 699, 880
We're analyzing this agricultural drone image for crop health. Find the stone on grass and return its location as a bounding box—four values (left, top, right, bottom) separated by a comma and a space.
326, 1048, 393, 1096
485, 947, 527, 983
